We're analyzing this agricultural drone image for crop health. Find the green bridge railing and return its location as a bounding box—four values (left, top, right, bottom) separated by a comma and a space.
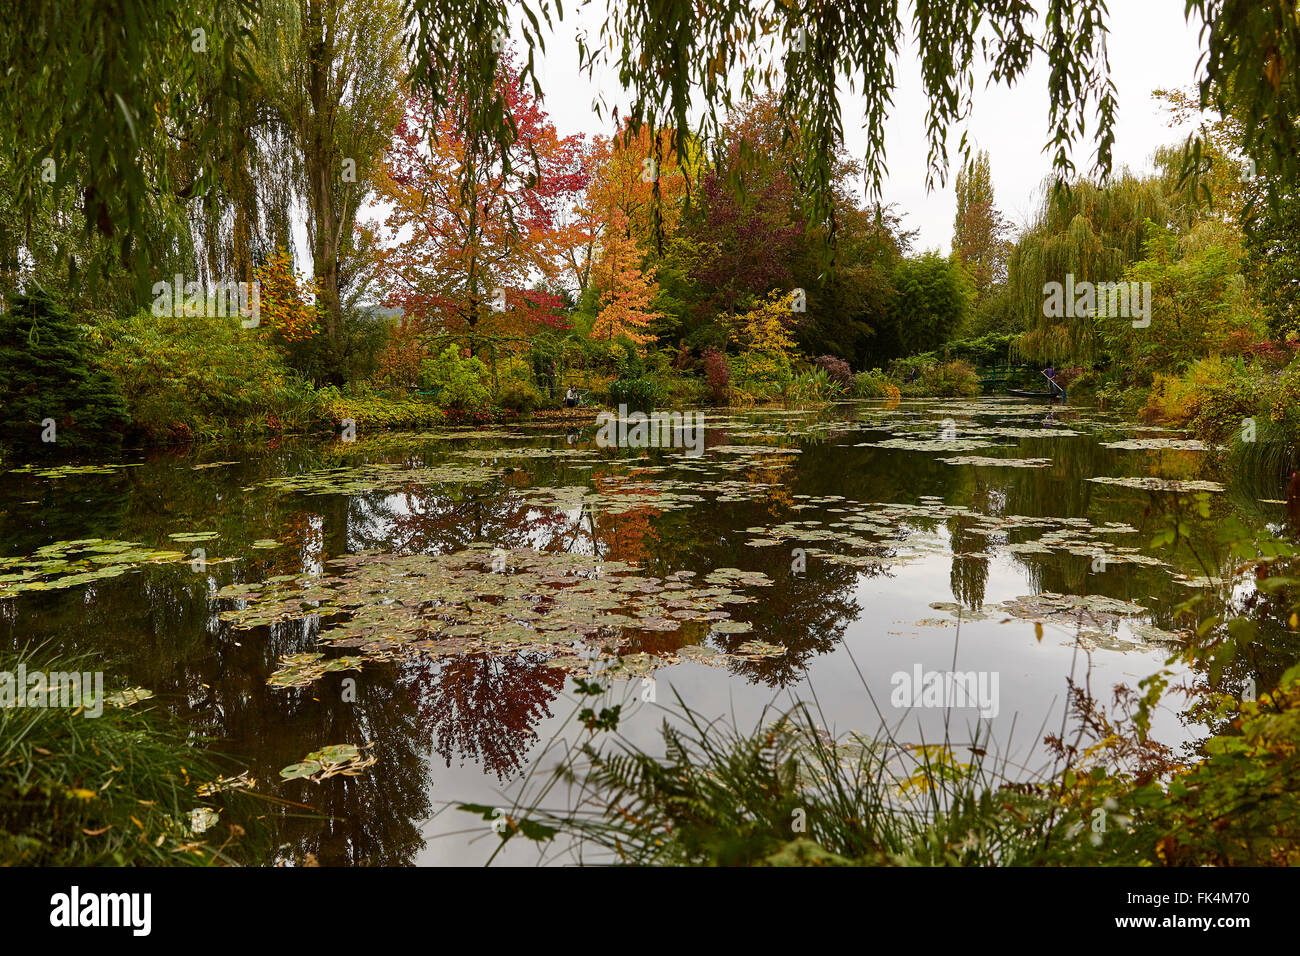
976, 364, 1038, 389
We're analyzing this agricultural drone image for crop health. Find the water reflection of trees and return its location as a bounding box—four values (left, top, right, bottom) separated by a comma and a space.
947, 474, 992, 609
405, 653, 565, 781
264, 667, 433, 865
14, 415, 1287, 863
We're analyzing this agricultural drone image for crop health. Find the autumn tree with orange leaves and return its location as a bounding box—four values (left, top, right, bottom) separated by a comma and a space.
573, 123, 695, 347
371, 51, 589, 341
588, 123, 692, 251
590, 210, 660, 347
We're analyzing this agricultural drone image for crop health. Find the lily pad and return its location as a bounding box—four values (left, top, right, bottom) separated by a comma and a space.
105, 687, 154, 708
1087, 476, 1225, 493
279, 743, 376, 782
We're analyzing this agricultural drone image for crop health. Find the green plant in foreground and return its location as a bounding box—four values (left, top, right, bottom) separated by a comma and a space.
458, 679, 1066, 866
465, 659, 1300, 866
0, 646, 263, 866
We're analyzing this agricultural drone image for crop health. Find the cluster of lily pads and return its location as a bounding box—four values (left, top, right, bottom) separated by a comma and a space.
454, 446, 600, 461
855, 437, 1003, 453
105, 686, 155, 707
742, 496, 1165, 572
0, 539, 189, 599
217, 545, 783, 688
266, 652, 365, 688
1100, 437, 1208, 451
255, 461, 503, 496
1087, 476, 1225, 493
922, 591, 1188, 652
936, 455, 1053, 468
279, 743, 376, 782
517, 478, 706, 515
515, 471, 793, 514
6, 463, 143, 479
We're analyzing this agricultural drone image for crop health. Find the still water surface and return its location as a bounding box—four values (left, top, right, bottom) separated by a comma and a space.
1, 398, 1287, 864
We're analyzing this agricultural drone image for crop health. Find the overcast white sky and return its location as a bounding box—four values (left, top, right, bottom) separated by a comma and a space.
521, 0, 1208, 253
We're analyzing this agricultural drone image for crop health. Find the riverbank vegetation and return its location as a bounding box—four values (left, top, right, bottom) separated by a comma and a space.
0, 646, 263, 865
1, 10, 1294, 467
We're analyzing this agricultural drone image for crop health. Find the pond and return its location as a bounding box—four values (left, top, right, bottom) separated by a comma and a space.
1, 397, 1291, 864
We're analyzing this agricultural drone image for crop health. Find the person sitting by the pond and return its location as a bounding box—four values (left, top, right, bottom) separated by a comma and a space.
565, 386, 578, 409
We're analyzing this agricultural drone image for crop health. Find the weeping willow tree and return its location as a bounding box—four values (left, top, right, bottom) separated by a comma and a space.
1008, 174, 1171, 363
0, 0, 298, 300
1, 0, 1296, 293
0, 151, 193, 319
181, 1, 304, 289
186, 92, 298, 290
186, 1, 406, 328
257, 0, 408, 371
0, 1, 257, 297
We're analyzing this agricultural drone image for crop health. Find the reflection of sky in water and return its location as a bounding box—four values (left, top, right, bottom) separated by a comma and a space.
419, 545, 1196, 866
0, 399, 1283, 866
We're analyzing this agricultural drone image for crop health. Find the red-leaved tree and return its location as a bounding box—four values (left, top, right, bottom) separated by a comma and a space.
371, 50, 590, 340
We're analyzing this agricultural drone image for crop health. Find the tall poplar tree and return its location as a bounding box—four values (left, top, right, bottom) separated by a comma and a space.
952, 150, 1011, 303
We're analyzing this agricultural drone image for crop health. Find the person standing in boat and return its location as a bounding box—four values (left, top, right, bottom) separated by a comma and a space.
1043, 363, 1066, 401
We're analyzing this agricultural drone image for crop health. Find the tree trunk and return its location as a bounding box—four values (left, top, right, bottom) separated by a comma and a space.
305, 2, 344, 382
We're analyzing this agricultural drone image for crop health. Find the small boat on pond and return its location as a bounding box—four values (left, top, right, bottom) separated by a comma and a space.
1009, 372, 1067, 401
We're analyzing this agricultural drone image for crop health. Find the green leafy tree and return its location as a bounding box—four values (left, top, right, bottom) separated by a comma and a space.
795, 202, 912, 365
1096, 223, 1263, 376
888, 252, 975, 356
1243, 191, 1300, 341
728, 291, 801, 398
1151, 87, 1254, 229
1009, 174, 1170, 362
966, 285, 1023, 337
